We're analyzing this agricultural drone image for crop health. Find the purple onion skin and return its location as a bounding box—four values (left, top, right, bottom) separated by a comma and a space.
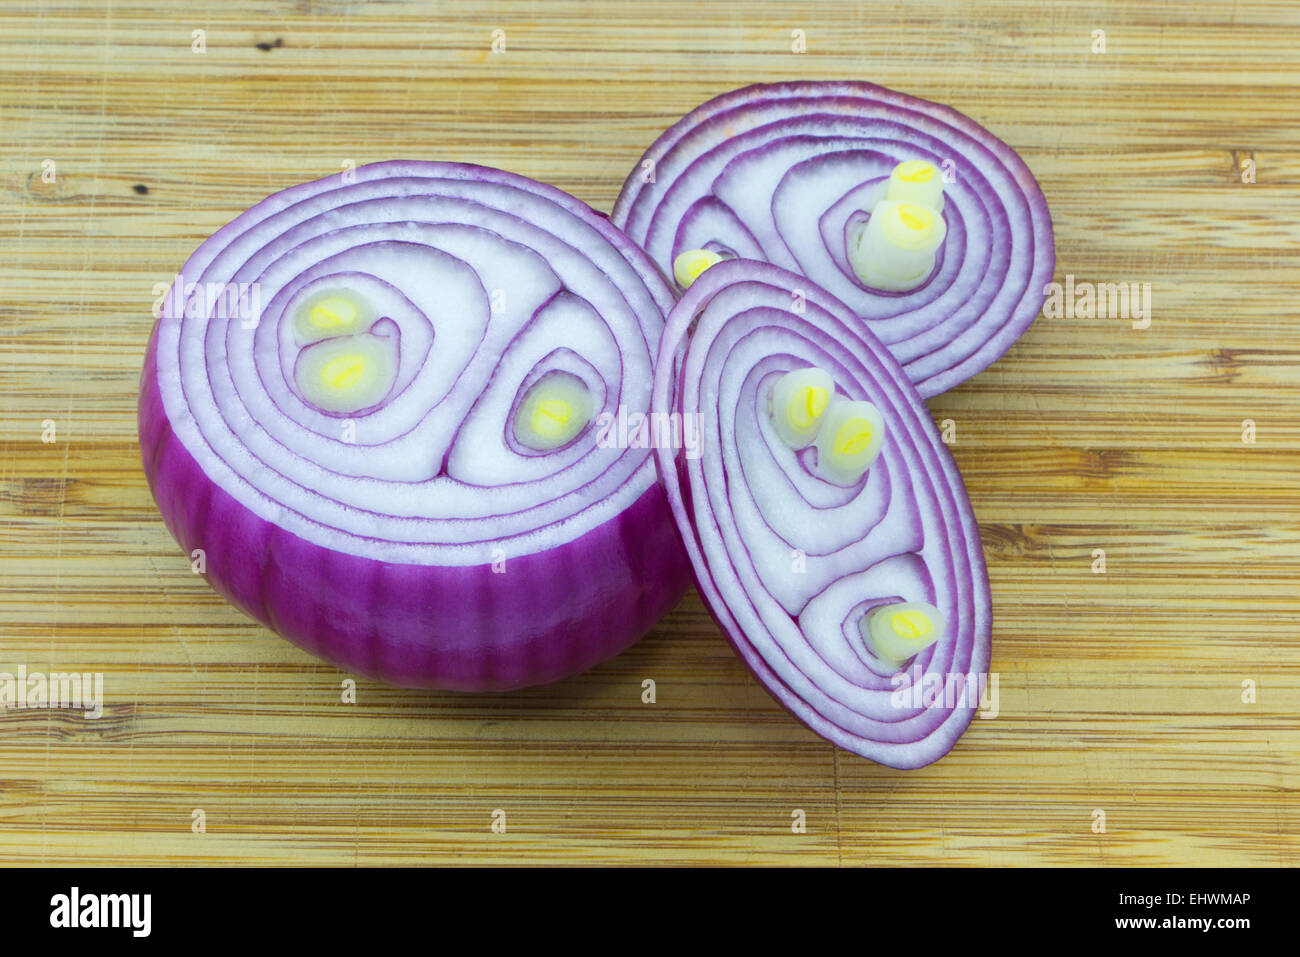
139, 310, 691, 693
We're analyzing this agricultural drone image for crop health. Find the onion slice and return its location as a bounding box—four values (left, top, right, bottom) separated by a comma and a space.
615, 81, 1055, 398
651, 259, 991, 767
139, 161, 690, 691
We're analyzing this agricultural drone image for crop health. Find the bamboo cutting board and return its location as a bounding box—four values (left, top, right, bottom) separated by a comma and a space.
1, 0, 1297, 867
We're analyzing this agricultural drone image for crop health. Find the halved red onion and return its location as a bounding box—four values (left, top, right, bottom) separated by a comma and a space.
615, 81, 1055, 398
651, 259, 991, 767
139, 161, 690, 691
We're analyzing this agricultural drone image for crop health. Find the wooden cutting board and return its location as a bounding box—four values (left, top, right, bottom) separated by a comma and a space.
1, 0, 1297, 866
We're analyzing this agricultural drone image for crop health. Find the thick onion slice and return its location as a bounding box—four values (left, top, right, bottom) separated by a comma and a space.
139, 161, 691, 691
651, 259, 991, 767
615, 81, 1055, 398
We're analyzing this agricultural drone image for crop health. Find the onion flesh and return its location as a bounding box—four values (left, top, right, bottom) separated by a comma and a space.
614, 81, 1055, 398
651, 258, 991, 767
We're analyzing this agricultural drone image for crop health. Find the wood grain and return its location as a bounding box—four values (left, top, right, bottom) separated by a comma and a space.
1, 0, 1298, 866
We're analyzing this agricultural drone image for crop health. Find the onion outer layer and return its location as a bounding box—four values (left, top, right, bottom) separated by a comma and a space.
139, 161, 691, 691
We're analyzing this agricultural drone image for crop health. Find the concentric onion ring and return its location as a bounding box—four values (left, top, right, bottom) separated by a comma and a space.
139, 161, 690, 691
616, 81, 1055, 398
651, 259, 991, 767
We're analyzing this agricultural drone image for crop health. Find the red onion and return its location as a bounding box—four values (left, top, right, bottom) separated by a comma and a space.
139, 161, 690, 691
614, 81, 1055, 398
651, 259, 991, 767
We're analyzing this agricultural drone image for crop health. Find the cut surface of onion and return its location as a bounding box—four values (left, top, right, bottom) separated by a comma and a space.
139, 160, 691, 691
651, 259, 991, 768
614, 81, 1055, 398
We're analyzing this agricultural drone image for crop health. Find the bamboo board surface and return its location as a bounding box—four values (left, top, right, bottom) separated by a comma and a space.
1, 0, 1298, 867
